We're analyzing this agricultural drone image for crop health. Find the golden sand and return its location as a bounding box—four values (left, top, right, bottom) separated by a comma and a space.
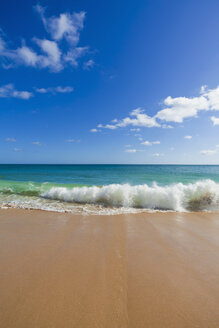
0, 209, 219, 327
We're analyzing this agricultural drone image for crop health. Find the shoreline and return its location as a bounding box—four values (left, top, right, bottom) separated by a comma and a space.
1, 178, 219, 213
1, 204, 219, 216
0, 208, 219, 327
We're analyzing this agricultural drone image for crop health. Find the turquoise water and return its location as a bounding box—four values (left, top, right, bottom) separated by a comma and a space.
0, 165, 219, 214
1, 164, 219, 185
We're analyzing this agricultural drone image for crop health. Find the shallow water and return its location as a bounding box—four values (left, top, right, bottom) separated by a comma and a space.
0, 164, 219, 214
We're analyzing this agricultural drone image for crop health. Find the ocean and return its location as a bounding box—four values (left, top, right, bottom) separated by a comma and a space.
0, 164, 219, 214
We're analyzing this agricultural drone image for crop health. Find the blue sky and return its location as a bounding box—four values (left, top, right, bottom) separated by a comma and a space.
1, 0, 219, 164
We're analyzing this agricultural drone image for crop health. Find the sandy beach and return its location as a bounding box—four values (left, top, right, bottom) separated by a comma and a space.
0, 209, 219, 328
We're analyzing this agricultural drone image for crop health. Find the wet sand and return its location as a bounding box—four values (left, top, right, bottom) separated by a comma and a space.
0, 209, 219, 327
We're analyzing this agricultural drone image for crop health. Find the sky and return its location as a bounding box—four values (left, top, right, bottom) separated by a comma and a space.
1, 0, 219, 164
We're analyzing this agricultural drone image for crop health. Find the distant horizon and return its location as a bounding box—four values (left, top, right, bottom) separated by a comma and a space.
1, 163, 219, 166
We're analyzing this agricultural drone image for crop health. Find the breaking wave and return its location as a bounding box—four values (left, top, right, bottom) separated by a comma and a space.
42, 179, 219, 212
1, 179, 219, 213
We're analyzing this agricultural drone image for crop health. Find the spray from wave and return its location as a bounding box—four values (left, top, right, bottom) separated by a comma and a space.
0, 179, 219, 213
42, 179, 219, 212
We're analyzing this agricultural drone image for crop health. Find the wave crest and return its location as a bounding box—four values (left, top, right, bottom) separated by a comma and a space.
42, 179, 219, 212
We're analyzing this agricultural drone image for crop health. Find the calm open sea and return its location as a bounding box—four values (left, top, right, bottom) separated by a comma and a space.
0, 164, 219, 214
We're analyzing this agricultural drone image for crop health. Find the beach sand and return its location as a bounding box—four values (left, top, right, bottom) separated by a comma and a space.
0, 209, 219, 327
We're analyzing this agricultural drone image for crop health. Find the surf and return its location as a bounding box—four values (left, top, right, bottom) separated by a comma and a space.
1, 179, 219, 213
42, 179, 219, 211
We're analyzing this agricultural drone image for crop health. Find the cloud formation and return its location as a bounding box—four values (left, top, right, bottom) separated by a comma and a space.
97, 124, 118, 130
83, 59, 95, 70
211, 116, 219, 126
200, 149, 217, 155
35, 5, 85, 46
6, 137, 16, 142
117, 108, 160, 128
141, 140, 160, 146
0, 84, 33, 99
95, 108, 161, 132
125, 149, 137, 153
0, 83, 74, 99
200, 143, 219, 155
36, 86, 74, 94
152, 153, 164, 157
91, 85, 219, 132
156, 85, 219, 123
156, 95, 209, 123
0, 5, 93, 72
66, 139, 81, 143
130, 128, 140, 132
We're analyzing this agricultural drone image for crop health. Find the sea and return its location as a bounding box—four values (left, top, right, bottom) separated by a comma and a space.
0, 164, 219, 214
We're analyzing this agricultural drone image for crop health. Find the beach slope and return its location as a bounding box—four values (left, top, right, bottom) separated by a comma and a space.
0, 209, 219, 327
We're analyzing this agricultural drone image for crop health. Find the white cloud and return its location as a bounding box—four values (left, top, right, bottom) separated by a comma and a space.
161, 124, 173, 129
90, 128, 99, 133
200, 143, 219, 155
0, 33, 6, 52
125, 149, 137, 153
200, 149, 217, 155
0, 6, 90, 72
117, 108, 160, 128
152, 141, 160, 144
35, 5, 85, 46
141, 141, 151, 146
0, 84, 33, 99
130, 128, 140, 132
83, 59, 94, 70
35, 88, 48, 94
32, 141, 42, 146
90, 84, 219, 133
156, 95, 209, 123
124, 148, 145, 153
92, 108, 161, 132
0, 84, 73, 99
55, 86, 74, 93
211, 116, 219, 126
66, 139, 80, 143
6, 137, 16, 142
36, 86, 74, 94
141, 140, 160, 146
202, 85, 219, 110
14, 148, 22, 152
97, 124, 117, 130
64, 46, 88, 67
16, 46, 39, 66
104, 124, 117, 130
184, 135, 192, 139
0, 37, 63, 72
152, 153, 164, 157
34, 38, 63, 71
156, 85, 219, 124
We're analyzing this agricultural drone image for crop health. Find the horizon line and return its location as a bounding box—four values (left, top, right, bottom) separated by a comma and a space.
0, 163, 219, 166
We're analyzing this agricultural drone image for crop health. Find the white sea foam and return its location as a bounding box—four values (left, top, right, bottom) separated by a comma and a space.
42, 179, 219, 212
0, 194, 145, 215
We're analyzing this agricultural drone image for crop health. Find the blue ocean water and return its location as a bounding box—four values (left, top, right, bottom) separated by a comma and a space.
1, 164, 219, 185
0, 165, 219, 214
